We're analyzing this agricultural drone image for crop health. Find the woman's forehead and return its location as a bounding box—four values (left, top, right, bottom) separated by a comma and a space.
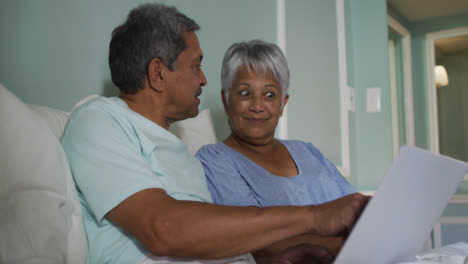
235, 66, 276, 81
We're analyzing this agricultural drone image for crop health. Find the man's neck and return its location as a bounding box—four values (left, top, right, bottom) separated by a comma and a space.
119, 90, 171, 130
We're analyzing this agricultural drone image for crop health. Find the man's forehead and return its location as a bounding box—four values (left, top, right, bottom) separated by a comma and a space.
183, 31, 203, 59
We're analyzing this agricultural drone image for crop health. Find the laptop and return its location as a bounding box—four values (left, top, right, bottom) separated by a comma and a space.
334, 145, 468, 264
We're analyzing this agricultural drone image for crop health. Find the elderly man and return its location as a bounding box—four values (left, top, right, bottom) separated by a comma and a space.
61, 3, 368, 264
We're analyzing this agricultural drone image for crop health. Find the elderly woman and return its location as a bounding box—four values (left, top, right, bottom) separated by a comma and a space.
195, 40, 356, 263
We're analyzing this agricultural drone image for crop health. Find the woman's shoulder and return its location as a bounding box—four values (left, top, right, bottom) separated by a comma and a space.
196, 142, 233, 162
280, 139, 319, 152
280, 139, 327, 161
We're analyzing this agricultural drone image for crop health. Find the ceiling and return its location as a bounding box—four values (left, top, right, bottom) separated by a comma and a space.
388, 0, 468, 55
387, 0, 468, 22
435, 35, 468, 56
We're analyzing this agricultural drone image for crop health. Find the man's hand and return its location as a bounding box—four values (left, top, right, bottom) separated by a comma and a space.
274, 243, 334, 264
310, 193, 370, 237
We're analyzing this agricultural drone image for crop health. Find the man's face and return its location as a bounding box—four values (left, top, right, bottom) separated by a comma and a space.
164, 31, 207, 121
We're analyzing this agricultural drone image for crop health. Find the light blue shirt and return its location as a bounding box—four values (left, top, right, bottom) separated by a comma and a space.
196, 140, 355, 207
61, 97, 212, 264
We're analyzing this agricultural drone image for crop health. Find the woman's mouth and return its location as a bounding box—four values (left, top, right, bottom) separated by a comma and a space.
246, 118, 267, 124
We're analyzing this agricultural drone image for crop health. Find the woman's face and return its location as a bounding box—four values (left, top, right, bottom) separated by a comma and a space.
223, 67, 289, 145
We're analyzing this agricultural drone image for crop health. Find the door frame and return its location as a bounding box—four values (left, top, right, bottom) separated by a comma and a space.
388, 39, 400, 157
387, 16, 416, 149
426, 26, 468, 182
426, 26, 468, 152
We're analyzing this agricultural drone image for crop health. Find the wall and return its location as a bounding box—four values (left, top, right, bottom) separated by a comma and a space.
388, 27, 407, 146
286, 0, 342, 164
0, 0, 277, 141
0, 0, 352, 167
345, 0, 394, 190
0, 0, 406, 192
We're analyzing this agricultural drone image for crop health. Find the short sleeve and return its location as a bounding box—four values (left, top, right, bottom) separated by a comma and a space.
61, 107, 162, 222
305, 142, 356, 196
196, 144, 260, 207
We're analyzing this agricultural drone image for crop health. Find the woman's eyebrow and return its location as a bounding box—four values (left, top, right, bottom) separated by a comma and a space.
238, 82, 251, 87
264, 84, 278, 89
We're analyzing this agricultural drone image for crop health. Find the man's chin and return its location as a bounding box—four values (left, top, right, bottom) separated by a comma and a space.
187, 108, 199, 119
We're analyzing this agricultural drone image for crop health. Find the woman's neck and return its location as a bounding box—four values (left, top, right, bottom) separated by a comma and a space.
223, 134, 278, 155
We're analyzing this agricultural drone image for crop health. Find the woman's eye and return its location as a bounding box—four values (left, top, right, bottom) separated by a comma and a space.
265, 92, 275, 98
239, 90, 249, 97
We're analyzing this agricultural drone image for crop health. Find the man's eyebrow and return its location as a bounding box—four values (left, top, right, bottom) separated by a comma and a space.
193, 54, 203, 64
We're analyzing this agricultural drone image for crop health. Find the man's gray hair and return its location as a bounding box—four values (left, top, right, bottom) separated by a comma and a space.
109, 3, 199, 94
221, 40, 290, 102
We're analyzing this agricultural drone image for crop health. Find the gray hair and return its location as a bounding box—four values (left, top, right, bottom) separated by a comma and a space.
109, 3, 200, 94
221, 39, 290, 102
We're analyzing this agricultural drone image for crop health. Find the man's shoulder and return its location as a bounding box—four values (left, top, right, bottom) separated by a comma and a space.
61, 97, 132, 142
65, 97, 130, 129
71, 97, 122, 117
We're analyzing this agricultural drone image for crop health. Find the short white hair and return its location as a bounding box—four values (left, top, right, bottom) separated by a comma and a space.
221, 39, 290, 102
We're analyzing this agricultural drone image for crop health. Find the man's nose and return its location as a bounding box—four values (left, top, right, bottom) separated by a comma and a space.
200, 69, 207, 86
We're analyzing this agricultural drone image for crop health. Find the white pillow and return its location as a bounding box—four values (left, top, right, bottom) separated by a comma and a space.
28, 104, 70, 139
170, 108, 217, 156
0, 84, 88, 264
71, 95, 218, 156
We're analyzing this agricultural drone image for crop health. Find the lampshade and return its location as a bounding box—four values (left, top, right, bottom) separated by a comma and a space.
435, 65, 449, 87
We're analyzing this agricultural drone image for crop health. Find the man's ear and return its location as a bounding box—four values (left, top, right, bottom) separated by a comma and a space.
280, 94, 289, 117
147, 57, 165, 92
221, 91, 230, 115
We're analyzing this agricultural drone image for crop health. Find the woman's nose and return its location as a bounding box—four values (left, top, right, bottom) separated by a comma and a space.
249, 97, 264, 112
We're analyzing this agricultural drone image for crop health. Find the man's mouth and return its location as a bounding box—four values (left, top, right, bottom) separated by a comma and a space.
195, 88, 202, 97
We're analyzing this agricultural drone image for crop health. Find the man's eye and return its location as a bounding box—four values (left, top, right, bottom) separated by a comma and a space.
239, 90, 249, 97
193, 64, 202, 71
265, 92, 275, 98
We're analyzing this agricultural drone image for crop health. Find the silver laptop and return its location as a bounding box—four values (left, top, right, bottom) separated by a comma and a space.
334, 145, 468, 264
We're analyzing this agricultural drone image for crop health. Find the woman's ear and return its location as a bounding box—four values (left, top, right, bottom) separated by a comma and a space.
221, 91, 230, 115
147, 57, 165, 92
280, 94, 289, 117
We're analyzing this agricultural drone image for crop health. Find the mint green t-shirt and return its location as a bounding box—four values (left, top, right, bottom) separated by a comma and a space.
61, 97, 213, 264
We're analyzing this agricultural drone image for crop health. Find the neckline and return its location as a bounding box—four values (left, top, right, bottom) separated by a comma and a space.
219, 140, 301, 178
111, 97, 184, 145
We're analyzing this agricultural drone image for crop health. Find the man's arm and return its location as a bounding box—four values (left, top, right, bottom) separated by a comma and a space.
106, 189, 368, 260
